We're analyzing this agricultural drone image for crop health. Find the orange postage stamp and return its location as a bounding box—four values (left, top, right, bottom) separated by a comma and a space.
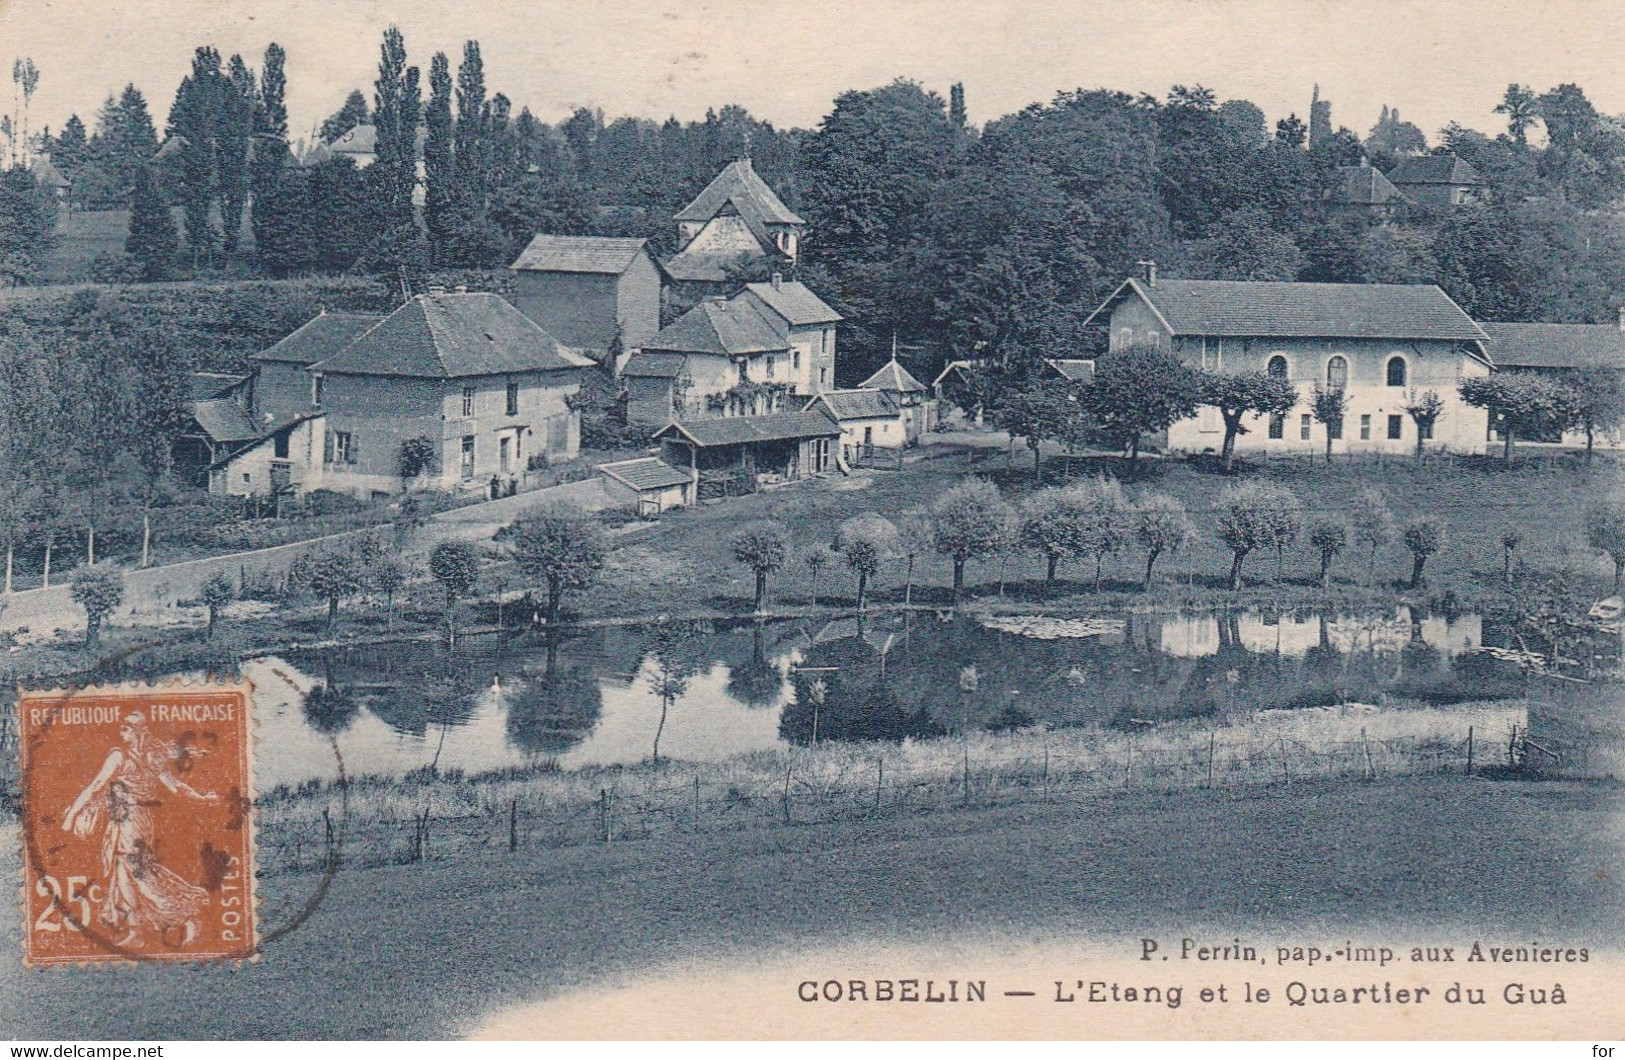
18, 681, 257, 965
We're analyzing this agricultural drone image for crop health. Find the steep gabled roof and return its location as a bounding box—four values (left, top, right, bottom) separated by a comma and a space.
188, 371, 249, 401
252, 311, 385, 365
639, 297, 789, 357
859, 358, 929, 394
510, 235, 651, 275
1084, 278, 1490, 345
190, 399, 262, 444
742, 280, 842, 326
1337, 165, 1402, 205
1388, 154, 1483, 186
1046, 358, 1096, 384
654, 410, 840, 447
675, 159, 804, 227
309, 293, 592, 378
1481, 321, 1625, 370
804, 388, 899, 421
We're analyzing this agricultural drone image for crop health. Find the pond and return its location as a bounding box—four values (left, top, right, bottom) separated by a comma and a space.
247, 605, 1535, 791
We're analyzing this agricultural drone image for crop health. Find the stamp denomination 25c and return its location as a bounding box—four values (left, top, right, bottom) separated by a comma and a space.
18, 681, 257, 965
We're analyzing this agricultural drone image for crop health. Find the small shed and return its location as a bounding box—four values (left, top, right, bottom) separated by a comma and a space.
597, 456, 694, 516
653, 410, 841, 502
802, 388, 904, 466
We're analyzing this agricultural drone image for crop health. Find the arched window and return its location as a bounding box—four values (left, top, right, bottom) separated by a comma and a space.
1326, 356, 1348, 390
1267, 355, 1288, 378
1386, 356, 1408, 388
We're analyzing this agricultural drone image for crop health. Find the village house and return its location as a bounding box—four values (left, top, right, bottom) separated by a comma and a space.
664, 159, 804, 298
802, 388, 905, 467
622, 278, 839, 426
304, 290, 592, 498
857, 356, 935, 442
508, 235, 662, 367
1083, 266, 1493, 455
1332, 164, 1404, 221
652, 409, 841, 502
1481, 318, 1625, 449
1386, 153, 1484, 208
173, 370, 329, 502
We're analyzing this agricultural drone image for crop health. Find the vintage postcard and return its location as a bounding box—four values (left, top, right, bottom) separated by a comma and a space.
0, 0, 1622, 1044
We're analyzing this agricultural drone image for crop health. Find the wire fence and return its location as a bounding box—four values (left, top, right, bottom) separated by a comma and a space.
253, 723, 1532, 877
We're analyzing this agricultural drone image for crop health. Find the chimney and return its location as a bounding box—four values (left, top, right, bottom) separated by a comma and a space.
427, 283, 447, 296
770, 272, 782, 290
1137, 259, 1157, 287
454, 284, 468, 294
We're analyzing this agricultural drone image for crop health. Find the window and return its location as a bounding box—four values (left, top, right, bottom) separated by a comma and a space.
462, 385, 474, 417
1326, 356, 1348, 390
1360, 414, 1372, 440
819, 367, 827, 386
1386, 356, 1407, 388
793, 350, 801, 370
822, 330, 830, 354
1146, 332, 1160, 348
460, 436, 475, 480
242, 472, 251, 485
766, 356, 776, 379
1387, 414, 1403, 440
1117, 328, 1132, 350
1329, 415, 1343, 441
1299, 414, 1312, 441
1267, 355, 1288, 378
274, 432, 289, 459
331, 431, 355, 465
1420, 418, 1434, 441
506, 379, 520, 417
1268, 414, 1284, 440
312, 374, 324, 406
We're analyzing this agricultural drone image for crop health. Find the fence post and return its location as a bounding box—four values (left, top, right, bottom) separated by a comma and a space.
1362, 727, 1375, 780
1466, 725, 1474, 776
962, 746, 971, 806
508, 797, 518, 853
1279, 737, 1291, 787
1042, 749, 1050, 803
876, 757, 884, 814
694, 775, 701, 832
1206, 732, 1216, 789
598, 787, 609, 844
782, 763, 793, 825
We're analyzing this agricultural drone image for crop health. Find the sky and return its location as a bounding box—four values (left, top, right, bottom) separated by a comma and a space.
2, 0, 1624, 149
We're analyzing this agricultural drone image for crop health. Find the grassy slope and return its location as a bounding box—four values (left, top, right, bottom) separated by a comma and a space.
574, 447, 1624, 621
3, 775, 1619, 1039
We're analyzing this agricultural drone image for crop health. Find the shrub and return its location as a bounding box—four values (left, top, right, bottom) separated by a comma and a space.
71, 565, 126, 647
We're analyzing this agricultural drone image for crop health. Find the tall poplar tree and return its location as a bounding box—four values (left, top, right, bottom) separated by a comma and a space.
454, 40, 489, 208
125, 164, 179, 280
422, 51, 455, 255
372, 26, 421, 229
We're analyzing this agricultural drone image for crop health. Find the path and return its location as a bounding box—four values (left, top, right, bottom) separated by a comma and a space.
0, 478, 606, 635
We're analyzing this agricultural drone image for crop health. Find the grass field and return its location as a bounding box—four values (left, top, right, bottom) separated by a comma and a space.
3, 773, 1618, 1038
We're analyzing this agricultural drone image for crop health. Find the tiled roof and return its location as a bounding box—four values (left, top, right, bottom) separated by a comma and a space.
805, 388, 899, 421
655, 410, 841, 447
1388, 154, 1483, 186
1046, 359, 1096, 383
640, 297, 789, 357
310, 294, 592, 378
1481, 322, 1625, 370
742, 281, 842, 326
510, 235, 650, 275
191, 399, 262, 444
675, 159, 804, 227
860, 358, 929, 394
253, 311, 385, 365
1337, 165, 1402, 205
621, 352, 689, 378
188, 371, 249, 401
662, 244, 762, 285
1085, 278, 1489, 343
597, 457, 693, 491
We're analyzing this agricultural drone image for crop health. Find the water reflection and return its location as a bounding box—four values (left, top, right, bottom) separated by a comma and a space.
246, 606, 1528, 790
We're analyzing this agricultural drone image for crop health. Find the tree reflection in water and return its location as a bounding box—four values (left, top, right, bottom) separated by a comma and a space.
504, 665, 604, 759
725, 620, 786, 709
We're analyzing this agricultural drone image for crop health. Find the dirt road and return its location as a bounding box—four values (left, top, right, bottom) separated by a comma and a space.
3, 775, 1620, 1039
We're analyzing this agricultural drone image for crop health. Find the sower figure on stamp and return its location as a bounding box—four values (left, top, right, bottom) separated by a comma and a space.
62, 712, 219, 948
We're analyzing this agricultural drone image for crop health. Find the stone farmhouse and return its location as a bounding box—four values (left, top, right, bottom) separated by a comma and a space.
1083, 266, 1493, 455
622, 276, 840, 425
508, 235, 662, 368
664, 159, 805, 298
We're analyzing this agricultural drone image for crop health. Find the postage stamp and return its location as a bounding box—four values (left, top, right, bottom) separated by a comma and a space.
17, 681, 257, 966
